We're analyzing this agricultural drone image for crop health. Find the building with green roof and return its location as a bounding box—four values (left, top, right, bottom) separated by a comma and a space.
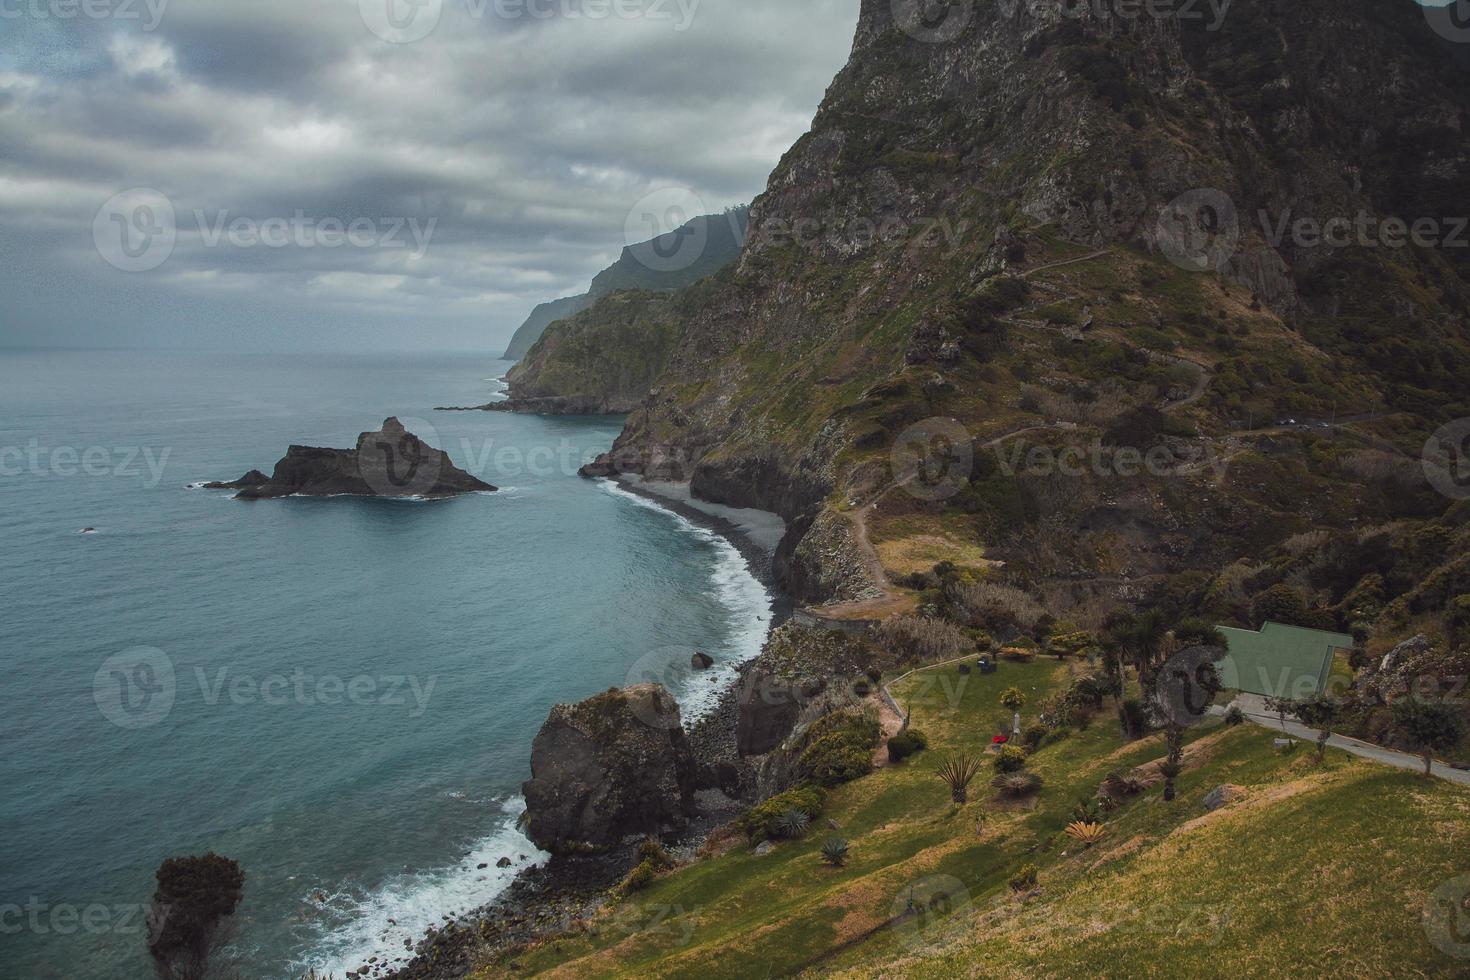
1216, 621, 1355, 700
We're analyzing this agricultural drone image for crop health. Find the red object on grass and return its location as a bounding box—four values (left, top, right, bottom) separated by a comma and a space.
992, 734, 1009, 745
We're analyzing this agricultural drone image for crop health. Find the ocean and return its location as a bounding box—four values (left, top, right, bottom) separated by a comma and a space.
0, 350, 773, 978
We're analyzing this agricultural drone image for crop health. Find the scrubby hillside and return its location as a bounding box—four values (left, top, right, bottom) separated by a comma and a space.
577, 0, 1468, 645
467, 658, 1470, 978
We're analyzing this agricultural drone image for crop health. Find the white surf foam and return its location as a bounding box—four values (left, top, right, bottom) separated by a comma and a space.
294, 797, 547, 979
598, 478, 774, 722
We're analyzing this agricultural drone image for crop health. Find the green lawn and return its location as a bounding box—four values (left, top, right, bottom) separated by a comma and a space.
474, 658, 1470, 979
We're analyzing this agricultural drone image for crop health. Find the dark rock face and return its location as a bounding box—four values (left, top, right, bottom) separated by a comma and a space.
691, 651, 715, 670
522, 684, 698, 854
735, 624, 869, 757
211, 418, 497, 500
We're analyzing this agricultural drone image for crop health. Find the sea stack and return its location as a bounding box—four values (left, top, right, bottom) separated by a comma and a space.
205, 418, 497, 499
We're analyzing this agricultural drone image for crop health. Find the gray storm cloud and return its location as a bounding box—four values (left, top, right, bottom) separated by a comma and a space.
0, 0, 858, 350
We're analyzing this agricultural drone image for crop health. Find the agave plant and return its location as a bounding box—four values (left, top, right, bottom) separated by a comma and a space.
1065, 820, 1108, 848
774, 807, 810, 839
991, 770, 1043, 798
820, 837, 850, 867
1099, 771, 1147, 799
936, 754, 983, 803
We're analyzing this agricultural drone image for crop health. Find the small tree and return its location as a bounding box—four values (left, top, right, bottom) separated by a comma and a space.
1262, 695, 1292, 733
147, 853, 245, 980
1289, 693, 1341, 763
1391, 698, 1465, 778
1000, 687, 1027, 736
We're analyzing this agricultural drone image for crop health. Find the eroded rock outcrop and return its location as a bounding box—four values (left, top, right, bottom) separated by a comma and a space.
208, 418, 497, 499
735, 623, 872, 757
522, 684, 698, 854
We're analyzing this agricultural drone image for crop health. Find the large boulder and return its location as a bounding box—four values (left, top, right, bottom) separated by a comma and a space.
522, 684, 697, 854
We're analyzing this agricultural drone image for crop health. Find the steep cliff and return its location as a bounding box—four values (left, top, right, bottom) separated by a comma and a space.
582, 0, 1469, 619
501, 207, 750, 361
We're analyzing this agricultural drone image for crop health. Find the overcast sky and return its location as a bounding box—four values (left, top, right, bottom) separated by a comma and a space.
0, 0, 859, 352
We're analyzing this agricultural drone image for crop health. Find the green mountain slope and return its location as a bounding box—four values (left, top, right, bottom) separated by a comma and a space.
501, 207, 750, 361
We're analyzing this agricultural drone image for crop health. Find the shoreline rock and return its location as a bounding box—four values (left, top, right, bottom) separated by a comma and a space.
522, 684, 699, 855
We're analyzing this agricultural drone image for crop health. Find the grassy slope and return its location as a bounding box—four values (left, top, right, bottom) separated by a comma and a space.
474, 659, 1470, 978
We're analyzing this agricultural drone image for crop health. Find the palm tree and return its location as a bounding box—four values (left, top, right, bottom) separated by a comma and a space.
936, 754, 983, 803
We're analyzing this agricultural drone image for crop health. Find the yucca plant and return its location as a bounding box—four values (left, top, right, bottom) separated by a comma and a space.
991, 770, 1043, 798
1065, 820, 1108, 848
774, 807, 810, 839
820, 837, 850, 867
935, 753, 983, 803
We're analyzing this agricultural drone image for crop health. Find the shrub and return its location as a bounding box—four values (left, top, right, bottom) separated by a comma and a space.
1224, 705, 1245, 726
1021, 723, 1049, 751
954, 581, 1044, 633
1253, 583, 1309, 626
992, 771, 1043, 797
798, 710, 882, 787
638, 840, 672, 869
1121, 698, 1150, 737
619, 859, 658, 894
878, 615, 970, 663
1071, 797, 1102, 824
1041, 726, 1072, 747
738, 785, 826, 842
993, 744, 1028, 773
820, 838, 850, 868
1008, 863, 1039, 892
887, 728, 929, 763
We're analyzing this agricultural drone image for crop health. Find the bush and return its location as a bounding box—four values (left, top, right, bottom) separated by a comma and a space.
1041, 726, 1072, 747
993, 744, 1028, 773
887, 728, 929, 763
992, 771, 1043, 797
878, 615, 970, 663
798, 710, 882, 787
820, 838, 850, 868
1021, 723, 1049, 751
775, 808, 810, 839
1121, 698, 1150, 737
619, 859, 658, 894
1224, 705, 1245, 726
739, 785, 826, 842
638, 840, 672, 869
1008, 863, 1039, 892
954, 581, 1045, 633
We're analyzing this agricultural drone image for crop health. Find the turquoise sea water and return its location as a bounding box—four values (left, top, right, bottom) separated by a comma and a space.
0, 350, 771, 978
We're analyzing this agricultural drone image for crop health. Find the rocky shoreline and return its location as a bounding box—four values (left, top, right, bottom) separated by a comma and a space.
376, 484, 790, 980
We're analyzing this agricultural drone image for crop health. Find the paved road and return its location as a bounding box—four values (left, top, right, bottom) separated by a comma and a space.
1211, 697, 1470, 787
